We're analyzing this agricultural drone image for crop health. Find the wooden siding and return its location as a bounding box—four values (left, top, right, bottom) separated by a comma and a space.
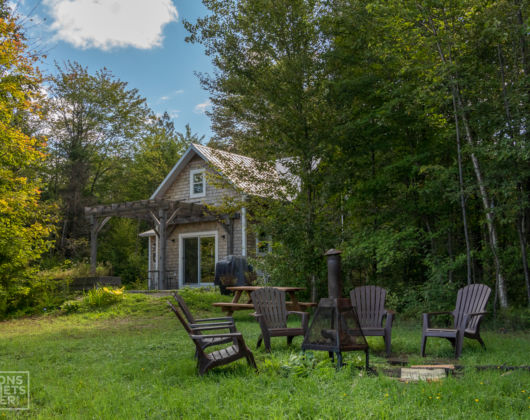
162, 155, 238, 206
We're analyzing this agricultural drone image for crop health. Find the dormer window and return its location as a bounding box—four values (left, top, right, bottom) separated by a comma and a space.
190, 169, 206, 198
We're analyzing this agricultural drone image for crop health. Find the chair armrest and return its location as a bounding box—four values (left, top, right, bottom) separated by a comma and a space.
461, 312, 488, 328
422, 311, 453, 329
287, 311, 309, 331
191, 332, 247, 349
194, 316, 234, 323
384, 310, 394, 329
189, 321, 233, 328
424, 311, 452, 316
190, 332, 242, 340
287, 311, 308, 317
465, 311, 488, 316
190, 324, 235, 332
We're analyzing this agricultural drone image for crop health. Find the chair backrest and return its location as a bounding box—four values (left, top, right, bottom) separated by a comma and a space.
453, 284, 491, 331
173, 292, 195, 324
251, 287, 287, 329
167, 301, 206, 358
167, 301, 193, 335
350, 286, 387, 328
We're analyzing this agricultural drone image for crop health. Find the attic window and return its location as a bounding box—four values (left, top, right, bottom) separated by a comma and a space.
190, 169, 206, 198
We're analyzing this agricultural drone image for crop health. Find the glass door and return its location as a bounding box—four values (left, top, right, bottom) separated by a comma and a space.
183, 237, 199, 284
182, 235, 216, 285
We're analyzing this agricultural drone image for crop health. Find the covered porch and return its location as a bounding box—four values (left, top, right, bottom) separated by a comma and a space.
85, 199, 237, 290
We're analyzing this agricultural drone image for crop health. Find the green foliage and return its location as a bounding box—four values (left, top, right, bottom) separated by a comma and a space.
177, 286, 232, 312
0, 6, 57, 317
39, 260, 112, 281
186, 0, 338, 297
494, 307, 530, 332
123, 113, 188, 201
97, 218, 146, 284
190, 0, 530, 309
84, 286, 125, 308
44, 61, 153, 258
60, 300, 80, 314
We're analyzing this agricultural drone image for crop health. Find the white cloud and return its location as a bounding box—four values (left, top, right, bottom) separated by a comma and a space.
160, 95, 170, 101
194, 99, 211, 114
174, 89, 184, 95
168, 110, 180, 119
44, 0, 178, 50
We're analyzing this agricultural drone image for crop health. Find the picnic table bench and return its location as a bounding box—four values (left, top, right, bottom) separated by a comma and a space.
212, 286, 317, 315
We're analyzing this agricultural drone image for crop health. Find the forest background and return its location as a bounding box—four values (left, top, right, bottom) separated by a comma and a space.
1, 0, 528, 321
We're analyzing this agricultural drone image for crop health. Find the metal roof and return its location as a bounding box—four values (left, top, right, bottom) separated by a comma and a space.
151, 143, 284, 199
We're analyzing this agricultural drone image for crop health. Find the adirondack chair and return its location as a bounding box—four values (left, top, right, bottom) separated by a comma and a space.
421, 283, 491, 359
167, 301, 257, 375
350, 286, 394, 357
251, 287, 309, 352
173, 292, 234, 326
167, 300, 236, 354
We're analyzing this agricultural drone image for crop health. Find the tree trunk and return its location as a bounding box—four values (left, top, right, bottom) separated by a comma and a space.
427, 17, 505, 302
452, 91, 472, 285
455, 90, 508, 307
516, 208, 530, 306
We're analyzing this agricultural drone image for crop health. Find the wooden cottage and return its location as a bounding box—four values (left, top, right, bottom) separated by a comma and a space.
86, 143, 281, 289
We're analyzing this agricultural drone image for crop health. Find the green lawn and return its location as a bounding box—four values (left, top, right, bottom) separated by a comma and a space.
1, 293, 528, 419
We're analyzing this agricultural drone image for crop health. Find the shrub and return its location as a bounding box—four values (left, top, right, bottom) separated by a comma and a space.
177, 286, 229, 312
60, 301, 80, 314
84, 287, 125, 308
492, 307, 530, 331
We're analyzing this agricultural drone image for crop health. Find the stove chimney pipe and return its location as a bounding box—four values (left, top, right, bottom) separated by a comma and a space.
324, 249, 342, 299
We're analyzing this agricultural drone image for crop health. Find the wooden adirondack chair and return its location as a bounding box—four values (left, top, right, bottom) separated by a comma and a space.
167, 301, 257, 375
167, 300, 236, 353
421, 283, 491, 359
173, 291, 234, 326
350, 286, 394, 357
251, 287, 309, 352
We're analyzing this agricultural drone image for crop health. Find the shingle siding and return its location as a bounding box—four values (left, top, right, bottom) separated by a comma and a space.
158, 153, 250, 288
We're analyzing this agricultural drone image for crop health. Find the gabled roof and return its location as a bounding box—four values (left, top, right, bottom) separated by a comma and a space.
150, 143, 282, 199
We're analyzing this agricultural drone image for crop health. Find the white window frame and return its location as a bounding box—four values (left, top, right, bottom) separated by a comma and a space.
178, 231, 218, 288
189, 168, 206, 198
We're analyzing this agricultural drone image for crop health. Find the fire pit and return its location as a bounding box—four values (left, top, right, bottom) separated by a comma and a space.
302, 249, 369, 369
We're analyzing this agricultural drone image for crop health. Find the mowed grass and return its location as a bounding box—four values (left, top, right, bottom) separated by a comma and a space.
0, 293, 529, 419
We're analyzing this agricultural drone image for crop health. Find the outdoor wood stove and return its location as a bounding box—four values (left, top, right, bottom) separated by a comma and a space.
302, 249, 369, 369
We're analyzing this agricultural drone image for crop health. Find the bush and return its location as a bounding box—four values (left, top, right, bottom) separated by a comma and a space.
60, 301, 80, 314
492, 307, 530, 331
84, 287, 125, 308
177, 287, 229, 312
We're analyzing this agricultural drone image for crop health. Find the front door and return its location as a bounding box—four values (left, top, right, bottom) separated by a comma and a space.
181, 232, 217, 287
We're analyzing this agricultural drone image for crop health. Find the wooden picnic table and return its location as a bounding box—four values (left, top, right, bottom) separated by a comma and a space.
212, 285, 316, 315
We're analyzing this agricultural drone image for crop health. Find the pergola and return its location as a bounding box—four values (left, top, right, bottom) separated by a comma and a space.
84, 199, 235, 289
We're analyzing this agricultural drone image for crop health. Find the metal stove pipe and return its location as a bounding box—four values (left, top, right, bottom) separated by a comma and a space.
324, 249, 342, 299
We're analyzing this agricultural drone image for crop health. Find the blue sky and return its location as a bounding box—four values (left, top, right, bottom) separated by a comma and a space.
16, 0, 215, 139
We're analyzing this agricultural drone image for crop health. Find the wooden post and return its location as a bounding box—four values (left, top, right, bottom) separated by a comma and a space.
89, 216, 110, 276
90, 216, 98, 276
158, 209, 167, 290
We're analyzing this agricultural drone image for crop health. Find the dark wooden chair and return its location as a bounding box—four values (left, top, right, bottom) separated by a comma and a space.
350, 286, 394, 357
167, 301, 257, 375
168, 300, 236, 353
251, 287, 309, 352
173, 291, 234, 326
421, 283, 491, 359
